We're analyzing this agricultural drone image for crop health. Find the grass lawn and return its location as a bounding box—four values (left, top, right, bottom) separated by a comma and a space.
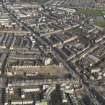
34, 0, 48, 4
95, 21, 105, 28
78, 8, 105, 16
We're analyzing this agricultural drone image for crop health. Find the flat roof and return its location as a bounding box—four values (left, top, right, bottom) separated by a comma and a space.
7, 65, 69, 76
